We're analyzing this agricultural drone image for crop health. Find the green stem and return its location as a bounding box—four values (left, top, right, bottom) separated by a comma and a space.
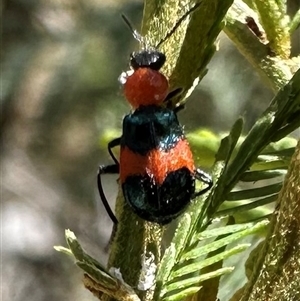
241, 139, 300, 300
224, 1, 294, 92
107, 191, 163, 301
289, 9, 300, 33
254, 0, 290, 58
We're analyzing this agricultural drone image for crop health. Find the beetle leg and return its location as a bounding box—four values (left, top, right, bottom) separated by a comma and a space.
108, 137, 121, 165
163, 88, 187, 114
164, 87, 183, 104
98, 164, 119, 224
193, 168, 213, 197
98, 137, 121, 225
173, 103, 185, 114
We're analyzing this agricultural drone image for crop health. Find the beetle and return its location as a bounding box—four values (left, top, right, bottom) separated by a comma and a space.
98, 15, 213, 225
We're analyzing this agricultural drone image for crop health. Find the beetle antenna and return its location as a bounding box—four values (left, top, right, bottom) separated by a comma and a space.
122, 1, 202, 50
156, 1, 202, 48
121, 14, 147, 48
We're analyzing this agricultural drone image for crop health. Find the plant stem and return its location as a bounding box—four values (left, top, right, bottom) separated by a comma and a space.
107, 190, 163, 301
289, 9, 300, 33
254, 0, 290, 58
224, 1, 294, 92
240, 138, 300, 301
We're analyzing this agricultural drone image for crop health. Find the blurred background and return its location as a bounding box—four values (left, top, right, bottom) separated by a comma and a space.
2, 0, 299, 300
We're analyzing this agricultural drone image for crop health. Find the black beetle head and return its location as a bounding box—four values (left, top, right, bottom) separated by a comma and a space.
130, 50, 166, 71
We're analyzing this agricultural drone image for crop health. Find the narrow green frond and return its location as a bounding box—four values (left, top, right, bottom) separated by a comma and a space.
155, 70, 299, 301
217, 195, 277, 217
227, 183, 282, 200
224, 68, 300, 193
76, 261, 117, 289
240, 169, 287, 181
162, 286, 202, 301
65, 229, 108, 271
155, 216, 192, 300
271, 118, 300, 142
194, 222, 262, 240
171, 244, 250, 278
166, 267, 234, 292
182, 220, 268, 261
289, 9, 300, 32
226, 117, 244, 163
262, 138, 298, 153
251, 158, 290, 170
56, 230, 140, 301
260, 146, 296, 157
231, 210, 273, 225
162, 267, 234, 300
208, 121, 245, 218
54, 245, 73, 256
215, 117, 244, 164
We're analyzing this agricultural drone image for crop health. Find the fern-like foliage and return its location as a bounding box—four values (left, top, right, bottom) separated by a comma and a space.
55, 67, 299, 301
156, 221, 268, 301
154, 67, 300, 300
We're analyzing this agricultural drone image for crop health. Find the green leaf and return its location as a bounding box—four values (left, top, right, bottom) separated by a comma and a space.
240, 169, 287, 181
65, 229, 107, 272
182, 220, 269, 261
162, 286, 202, 301
215, 117, 244, 163
76, 261, 117, 289
56, 230, 142, 301
289, 9, 300, 32
171, 244, 250, 278
251, 158, 290, 170
193, 222, 260, 240
54, 246, 73, 256
164, 267, 234, 296
261, 146, 296, 156
226, 117, 244, 163
217, 195, 277, 217
225, 68, 300, 193
155, 215, 192, 299
226, 183, 282, 200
